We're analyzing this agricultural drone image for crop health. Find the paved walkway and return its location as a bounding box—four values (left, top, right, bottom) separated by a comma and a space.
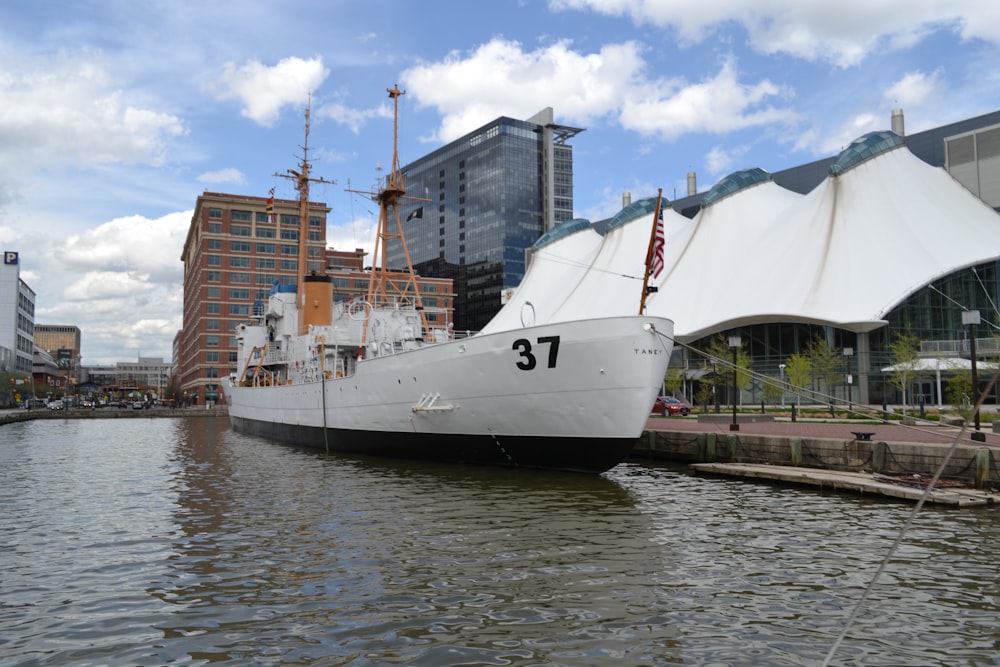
645, 415, 1000, 448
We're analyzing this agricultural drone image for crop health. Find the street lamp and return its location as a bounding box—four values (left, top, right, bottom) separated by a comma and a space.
729, 335, 741, 431
962, 310, 985, 441
779, 363, 786, 408
843, 346, 854, 409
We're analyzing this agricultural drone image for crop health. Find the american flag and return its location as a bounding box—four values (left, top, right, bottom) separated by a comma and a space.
649, 207, 665, 279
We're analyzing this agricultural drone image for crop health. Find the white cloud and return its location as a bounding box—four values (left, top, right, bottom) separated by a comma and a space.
549, 0, 1000, 67
402, 40, 796, 144
620, 59, 798, 140
21, 210, 191, 364
705, 146, 739, 177
198, 168, 247, 185
0, 52, 186, 179
56, 211, 189, 284
402, 39, 645, 142
327, 217, 377, 258
206, 57, 330, 126
883, 69, 946, 109
316, 100, 392, 134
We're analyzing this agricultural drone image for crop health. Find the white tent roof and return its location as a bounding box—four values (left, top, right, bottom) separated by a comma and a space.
484, 138, 1000, 341
881, 357, 998, 373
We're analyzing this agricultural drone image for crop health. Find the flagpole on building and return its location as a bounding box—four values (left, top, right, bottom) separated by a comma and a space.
639, 188, 664, 314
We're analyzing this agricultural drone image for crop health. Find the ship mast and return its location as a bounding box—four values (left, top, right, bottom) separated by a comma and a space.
350, 85, 430, 344
276, 99, 336, 335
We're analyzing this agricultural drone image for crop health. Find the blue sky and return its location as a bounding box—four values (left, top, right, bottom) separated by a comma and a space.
1, 0, 999, 364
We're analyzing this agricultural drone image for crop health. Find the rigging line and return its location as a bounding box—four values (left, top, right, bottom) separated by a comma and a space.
820, 361, 1000, 667
531, 250, 646, 280
928, 282, 1000, 332
971, 266, 1000, 318
927, 282, 968, 310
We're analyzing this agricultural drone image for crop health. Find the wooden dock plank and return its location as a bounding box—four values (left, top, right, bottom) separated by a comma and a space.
690, 463, 997, 507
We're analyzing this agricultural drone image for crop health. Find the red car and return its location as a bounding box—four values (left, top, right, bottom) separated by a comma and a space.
651, 396, 690, 416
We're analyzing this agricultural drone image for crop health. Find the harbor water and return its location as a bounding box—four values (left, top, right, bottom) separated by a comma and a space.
1, 416, 998, 666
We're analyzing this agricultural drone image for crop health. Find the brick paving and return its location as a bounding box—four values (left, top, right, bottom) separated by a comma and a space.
646, 415, 1000, 448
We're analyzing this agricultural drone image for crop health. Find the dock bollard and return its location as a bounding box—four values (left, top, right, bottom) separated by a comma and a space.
872, 441, 887, 473
975, 447, 992, 490
790, 438, 803, 466
726, 434, 738, 462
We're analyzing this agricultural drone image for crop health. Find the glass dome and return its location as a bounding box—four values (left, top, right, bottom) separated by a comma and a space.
531, 218, 593, 251
605, 196, 662, 232
829, 131, 904, 175
702, 168, 771, 205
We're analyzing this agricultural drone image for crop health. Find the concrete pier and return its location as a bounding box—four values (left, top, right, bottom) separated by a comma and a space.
638, 417, 1000, 505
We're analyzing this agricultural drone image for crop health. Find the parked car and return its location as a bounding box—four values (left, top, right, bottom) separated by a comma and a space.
651, 396, 690, 416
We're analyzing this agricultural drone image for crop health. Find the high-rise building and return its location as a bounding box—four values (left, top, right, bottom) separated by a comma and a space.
0, 250, 35, 380
391, 108, 582, 331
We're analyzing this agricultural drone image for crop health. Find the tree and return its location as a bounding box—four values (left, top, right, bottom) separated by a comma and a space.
945, 370, 973, 417
761, 376, 783, 405
663, 367, 685, 399
785, 353, 812, 405
806, 337, 840, 403
704, 333, 752, 404
886, 332, 922, 415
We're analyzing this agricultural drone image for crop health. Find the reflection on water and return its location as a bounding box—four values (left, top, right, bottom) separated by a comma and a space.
1, 417, 998, 666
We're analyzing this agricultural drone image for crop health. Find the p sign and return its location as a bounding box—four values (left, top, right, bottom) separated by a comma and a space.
3, 251, 17, 265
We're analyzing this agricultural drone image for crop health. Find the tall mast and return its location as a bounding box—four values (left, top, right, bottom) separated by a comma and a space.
276, 99, 335, 335
348, 85, 430, 343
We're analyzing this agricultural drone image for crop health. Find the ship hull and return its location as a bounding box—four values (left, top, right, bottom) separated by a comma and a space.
223, 316, 672, 473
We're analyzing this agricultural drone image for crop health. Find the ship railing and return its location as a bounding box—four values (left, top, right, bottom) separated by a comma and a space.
264, 348, 288, 365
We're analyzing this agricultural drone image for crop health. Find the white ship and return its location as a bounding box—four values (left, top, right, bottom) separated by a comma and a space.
222, 86, 674, 473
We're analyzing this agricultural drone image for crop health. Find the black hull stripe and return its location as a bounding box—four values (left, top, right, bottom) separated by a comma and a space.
229, 416, 637, 474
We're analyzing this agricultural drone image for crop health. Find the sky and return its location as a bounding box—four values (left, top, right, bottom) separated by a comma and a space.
1, 0, 999, 365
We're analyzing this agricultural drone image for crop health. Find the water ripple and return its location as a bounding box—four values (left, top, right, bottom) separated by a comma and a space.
0, 419, 997, 665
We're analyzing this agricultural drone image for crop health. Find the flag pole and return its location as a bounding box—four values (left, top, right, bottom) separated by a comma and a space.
639, 188, 664, 314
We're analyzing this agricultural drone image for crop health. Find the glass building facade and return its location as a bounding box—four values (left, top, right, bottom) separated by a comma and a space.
389, 115, 580, 331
